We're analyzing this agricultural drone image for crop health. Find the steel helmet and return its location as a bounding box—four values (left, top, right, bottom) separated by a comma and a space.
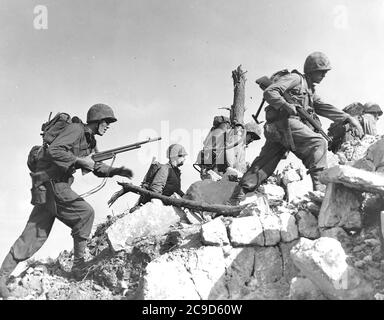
363, 102, 383, 116
213, 115, 230, 128
304, 52, 332, 74
245, 122, 261, 140
167, 144, 188, 159
87, 104, 117, 124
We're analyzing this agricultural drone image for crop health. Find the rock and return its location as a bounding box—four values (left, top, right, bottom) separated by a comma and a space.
258, 184, 285, 202
258, 213, 281, 246
320, 165, 384, 195
296, 210, 320, 239
286, 180, 312, 202
289, 277, 326, 300
318, 183, 362, 230
320, 227, 351, 252
140, 246, 227, 300
106, 200, 181, 252
306, 202, 321, 217
225, 247, 256, 299
238, 192, 272, 216
279, 241, 300, 281
183, 180, 238, 205
278, 210, 299, 243
307, 191, 325, 204
201, 218, 229, 246
228, 216, 264, 246
290, 237, 374, 300
253, 246, 283, 284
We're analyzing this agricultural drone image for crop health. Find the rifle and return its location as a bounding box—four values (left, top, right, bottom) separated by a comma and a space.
295, 107, 332, 144
80, 137, 162, 198
92, 137, 162, 162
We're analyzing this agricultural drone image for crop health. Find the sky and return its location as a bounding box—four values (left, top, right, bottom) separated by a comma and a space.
1, 0, 384, 262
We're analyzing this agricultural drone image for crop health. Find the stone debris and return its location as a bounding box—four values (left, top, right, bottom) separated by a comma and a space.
201, 218, 230, 246
291, 237, 375, 300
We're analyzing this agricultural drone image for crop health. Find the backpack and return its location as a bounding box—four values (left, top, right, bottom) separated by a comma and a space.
140, 159, 163, 189
27, 112, 76, 172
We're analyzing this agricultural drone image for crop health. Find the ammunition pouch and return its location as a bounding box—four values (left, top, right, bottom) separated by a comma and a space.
31, 184, 47, 205
30, 171, 51, 205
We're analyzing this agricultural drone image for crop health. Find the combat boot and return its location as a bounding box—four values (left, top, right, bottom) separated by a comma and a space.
309, 167, 326, 193
226, 184, 246, 206
71, 238, 88, 281
0, 252, 18, 299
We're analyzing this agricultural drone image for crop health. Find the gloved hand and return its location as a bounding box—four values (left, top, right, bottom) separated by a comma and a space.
117, 166, 134, 179
347, 116, 364, 138
282, 103, 298, 116
93, 162, 113, 177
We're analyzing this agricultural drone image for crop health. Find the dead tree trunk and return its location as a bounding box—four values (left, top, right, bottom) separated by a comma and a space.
231, 65, 247, 126
108, 182, 246, 216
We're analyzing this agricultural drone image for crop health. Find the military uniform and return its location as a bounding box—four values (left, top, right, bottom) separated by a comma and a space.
238, 70, 352, 193
10, 123, 117, 263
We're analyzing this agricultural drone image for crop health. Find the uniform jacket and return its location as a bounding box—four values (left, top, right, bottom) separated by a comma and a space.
35, 123, 111, 202
149, 162, 184, 197
264, 72, 349, 124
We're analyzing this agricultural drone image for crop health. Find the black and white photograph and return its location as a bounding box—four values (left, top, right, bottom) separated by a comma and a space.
1, 0, 384, 306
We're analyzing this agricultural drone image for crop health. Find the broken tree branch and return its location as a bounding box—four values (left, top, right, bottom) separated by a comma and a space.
108, 182, 246, 217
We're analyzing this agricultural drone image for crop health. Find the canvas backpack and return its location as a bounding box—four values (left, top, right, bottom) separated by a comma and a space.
27, 112, 75, 172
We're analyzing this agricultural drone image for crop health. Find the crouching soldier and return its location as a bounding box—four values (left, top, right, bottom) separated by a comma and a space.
228, 52, 364, 205
0, 104, 134, 298
132, 144, 187, 211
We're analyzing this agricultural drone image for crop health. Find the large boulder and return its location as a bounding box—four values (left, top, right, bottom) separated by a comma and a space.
278, 208, 299, 242
318, 183, 362, 230
106, 199, 181, 252
228, 216, 264, 246
140, 246, 227, 300
296, 210, 320, 239
320, 165, 384, 194
290, 237, 374, 300
201, 218, 230, 246
183, 180, 238, 204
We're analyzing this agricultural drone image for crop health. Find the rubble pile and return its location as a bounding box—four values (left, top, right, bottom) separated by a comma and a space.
3, 136, 384, 300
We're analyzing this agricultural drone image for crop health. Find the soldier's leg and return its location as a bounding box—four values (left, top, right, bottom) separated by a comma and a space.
288, 118, 328, 191
228, 140, 286, 205
54, 197, 95, 280
0, 203, 56, 298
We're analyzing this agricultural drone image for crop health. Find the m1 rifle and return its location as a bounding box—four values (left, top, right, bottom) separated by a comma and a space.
91, 137, 162, 162
80, 137, 162, 197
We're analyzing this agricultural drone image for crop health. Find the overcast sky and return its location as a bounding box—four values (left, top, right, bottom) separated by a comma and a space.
1, 0, 384, 261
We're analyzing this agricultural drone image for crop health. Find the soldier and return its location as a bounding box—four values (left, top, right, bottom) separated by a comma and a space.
137, 143, 187, 207
0, 104, 134, 298
196, 116, 261, 179
361, 102, 382, 136
228, 52, 364, 205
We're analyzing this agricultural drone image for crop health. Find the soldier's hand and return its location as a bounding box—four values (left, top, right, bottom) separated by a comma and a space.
118, 167, 134, 179
76, 155, 95, 171
347, 116, 364, 138
284, 104, 298, 116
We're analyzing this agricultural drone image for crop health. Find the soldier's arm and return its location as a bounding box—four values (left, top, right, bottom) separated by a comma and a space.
148, 165, 169, 194
312, 94, 349, 122
46, 124, 83, 172
314, 95, 364, 137
263, 73, 302, 110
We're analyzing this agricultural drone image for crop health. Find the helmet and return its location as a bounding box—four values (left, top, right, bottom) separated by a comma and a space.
87, 104, 117, 123
167, 144, 188, 159
213, 115, 230, 128
342, 102, 364, 117
304, 52, 332, 74
363, 102, 383, 116
245, 122, 261, 140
